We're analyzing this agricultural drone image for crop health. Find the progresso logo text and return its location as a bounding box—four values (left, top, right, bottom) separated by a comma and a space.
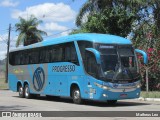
52, 65, 75, 72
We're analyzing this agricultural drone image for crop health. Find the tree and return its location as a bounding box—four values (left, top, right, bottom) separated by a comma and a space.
133, 22, 160, 91
75, 0, 113, 27
131, 1, 160, 91
72, 0, 142, 37
15, 15, 47, 47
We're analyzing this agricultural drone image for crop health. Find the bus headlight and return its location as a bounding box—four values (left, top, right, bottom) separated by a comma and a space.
94, 82, 110, 90
102, 85, 109, 90
136, 83, 141, 88
94, 82, 102, 88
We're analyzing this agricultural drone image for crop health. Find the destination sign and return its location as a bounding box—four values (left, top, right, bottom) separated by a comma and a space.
99, 45, 114, 49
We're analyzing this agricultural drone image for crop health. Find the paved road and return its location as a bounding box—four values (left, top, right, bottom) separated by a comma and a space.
0, 90, 160, 120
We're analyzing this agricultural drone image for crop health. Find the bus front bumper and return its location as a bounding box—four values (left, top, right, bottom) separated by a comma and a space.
89, 81, 141, 101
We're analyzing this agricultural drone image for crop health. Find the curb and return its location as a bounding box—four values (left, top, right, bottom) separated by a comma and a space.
138, 97, 160, 102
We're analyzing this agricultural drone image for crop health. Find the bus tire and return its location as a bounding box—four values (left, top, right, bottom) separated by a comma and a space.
18, 86, 24, 98
72, 87, 82, 104
24, 85, 32, 99
107, 100, 117, 105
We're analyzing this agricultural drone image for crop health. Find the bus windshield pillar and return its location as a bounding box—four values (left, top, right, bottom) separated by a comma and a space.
85, 48, 101, 64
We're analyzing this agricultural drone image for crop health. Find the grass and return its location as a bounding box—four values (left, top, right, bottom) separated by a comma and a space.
141, 91, 160, 98
0, 78, 8, 90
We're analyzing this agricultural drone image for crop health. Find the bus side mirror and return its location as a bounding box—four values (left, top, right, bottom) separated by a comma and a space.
135, 49, 148, 64
85, 48, 101, 64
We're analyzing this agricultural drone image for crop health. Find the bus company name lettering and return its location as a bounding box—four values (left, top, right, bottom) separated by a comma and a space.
52, 65, 75, 72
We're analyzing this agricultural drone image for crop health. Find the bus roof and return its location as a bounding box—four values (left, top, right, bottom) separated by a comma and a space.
10, 33, 132, 52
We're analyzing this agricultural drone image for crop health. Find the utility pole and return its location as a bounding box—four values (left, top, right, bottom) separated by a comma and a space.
5, 24, 11, 83
146, 67, 149, 92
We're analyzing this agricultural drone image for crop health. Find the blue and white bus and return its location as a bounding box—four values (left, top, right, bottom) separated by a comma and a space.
8, 33, 147, 104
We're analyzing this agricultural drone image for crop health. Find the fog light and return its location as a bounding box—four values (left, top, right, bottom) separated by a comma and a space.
103, 94, 108, 97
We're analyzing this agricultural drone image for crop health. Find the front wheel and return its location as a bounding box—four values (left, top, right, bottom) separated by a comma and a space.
72, 88, 83, 104
24, 85, 32, 99
107, 100, 117, 105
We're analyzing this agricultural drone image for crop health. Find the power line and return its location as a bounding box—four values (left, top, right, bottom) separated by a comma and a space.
0, 27, 15, 33
0, 35, 7, 43
0, 29, 8, 32
43, 27, 75, 38
0, 27, 16, 33
38, 0, 73, 19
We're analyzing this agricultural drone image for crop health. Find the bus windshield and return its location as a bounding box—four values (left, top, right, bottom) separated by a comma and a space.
97, 44, 139, 83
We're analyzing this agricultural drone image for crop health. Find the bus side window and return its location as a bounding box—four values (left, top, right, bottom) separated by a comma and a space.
24, 50, 29, 64
45, 48, 50, 63
9, 52, 15, 65
15, 52, 20, 65
55, 46, 63, 62
64, 42, 79, 65
65, 46, 71, 62
29, 51, 33, 64
50, 49, 56, 62
34, 50, 39, 64
77, 41, 93, 60
85, 51, 98, 78
70, 44, 77, 62
39, 49, 45, 63
20, 51, 24, 65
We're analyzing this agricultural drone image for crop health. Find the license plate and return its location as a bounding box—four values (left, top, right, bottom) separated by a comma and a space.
120, 94, 127, 98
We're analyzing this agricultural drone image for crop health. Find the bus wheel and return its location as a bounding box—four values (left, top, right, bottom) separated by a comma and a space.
72, 88, 82, 104
107, 100, 117, 105
18, 86, 24, 98
24, 85, 32, 99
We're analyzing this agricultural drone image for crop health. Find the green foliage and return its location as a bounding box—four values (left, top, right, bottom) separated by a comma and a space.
82, 7, 136, 37
131, 1, 160, 91
73, 0, 141, 37
15, 15, 47, 47
133, 23, 160, 91
69, 28, 90, 35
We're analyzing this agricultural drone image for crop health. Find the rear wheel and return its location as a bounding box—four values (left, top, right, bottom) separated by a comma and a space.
72, 88, 82, 104
24, 85, 32, 99
107, 100, 117, 105
18, 86, 24, 98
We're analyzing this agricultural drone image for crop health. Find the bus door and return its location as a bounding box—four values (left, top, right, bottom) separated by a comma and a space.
84, 50, 99, 99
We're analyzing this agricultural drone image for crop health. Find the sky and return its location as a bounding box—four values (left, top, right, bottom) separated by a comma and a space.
0, 0, 87, 60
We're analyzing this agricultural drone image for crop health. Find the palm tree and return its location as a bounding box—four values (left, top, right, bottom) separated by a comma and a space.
15, 15, 47, 47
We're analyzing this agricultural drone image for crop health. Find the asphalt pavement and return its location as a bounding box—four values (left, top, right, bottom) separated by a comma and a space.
0, 90, 160, 120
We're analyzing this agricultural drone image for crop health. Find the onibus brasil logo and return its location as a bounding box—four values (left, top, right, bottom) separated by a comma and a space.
33, 67, 45, 91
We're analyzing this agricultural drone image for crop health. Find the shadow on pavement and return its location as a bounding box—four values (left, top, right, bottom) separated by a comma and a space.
0, 105, 27, 111
13, 95, 151, 107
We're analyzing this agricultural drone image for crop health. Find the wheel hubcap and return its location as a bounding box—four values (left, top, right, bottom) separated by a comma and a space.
19, 87, 23, 95
74, 90, 80, 100
25, 87, 29, 97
